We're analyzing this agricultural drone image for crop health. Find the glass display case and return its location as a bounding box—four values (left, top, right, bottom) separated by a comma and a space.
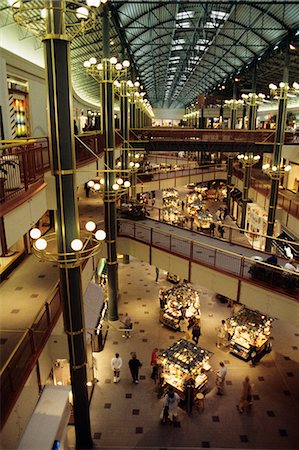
157, 339, 213, 394
159, 284, 201, 330
226, 306, 273, 361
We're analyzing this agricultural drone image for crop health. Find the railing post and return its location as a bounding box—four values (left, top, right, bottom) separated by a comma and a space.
149, 227, 153, 265
28, 328, 36, 355
188, 241, 193, 283
45, 302, 51, 325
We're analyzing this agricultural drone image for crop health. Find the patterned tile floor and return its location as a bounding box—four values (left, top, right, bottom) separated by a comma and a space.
68, 257, 299, 450
1, 185, 299, 449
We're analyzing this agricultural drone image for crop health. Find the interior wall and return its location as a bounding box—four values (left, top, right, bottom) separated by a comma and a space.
1, 370, 40, 450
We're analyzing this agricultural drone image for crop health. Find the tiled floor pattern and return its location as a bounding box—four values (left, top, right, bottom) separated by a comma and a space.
66, 257, 299, 450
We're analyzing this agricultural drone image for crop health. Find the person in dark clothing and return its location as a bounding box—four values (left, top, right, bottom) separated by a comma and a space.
265, 254, 278, 266
84, 182, 90, 198
74, 120, 79, 135
192, 323, 201, 344
209, 222, 216, 236
128, 353, 142, 383
218, 223, 225, 239
181, 200, 185, 211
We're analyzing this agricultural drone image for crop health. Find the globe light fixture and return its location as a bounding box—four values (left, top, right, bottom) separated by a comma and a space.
85, 221, 96, 232
71, 239, 84, 251
95, 230, 106, 241
35, 238, 48, 251
30, 228, 41, 239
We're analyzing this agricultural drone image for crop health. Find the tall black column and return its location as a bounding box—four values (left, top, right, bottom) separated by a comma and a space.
120, 80, 129, 202
44, 1, 92, 448
265, 51, 289, 252
101, 6, 118, 320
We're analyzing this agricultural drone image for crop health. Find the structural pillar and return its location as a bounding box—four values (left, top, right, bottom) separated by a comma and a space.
44, 1, 92, 447
101, 5, 119, 320
265, 50, 289, 251
120, 79, 130, 264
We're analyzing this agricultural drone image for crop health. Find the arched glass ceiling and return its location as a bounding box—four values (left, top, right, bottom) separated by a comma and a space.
1, 1, 298, 109
111, 0, 299, 108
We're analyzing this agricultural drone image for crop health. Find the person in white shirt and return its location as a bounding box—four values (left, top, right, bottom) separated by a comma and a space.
284, 259, 298, 272
216, 361, 227, 395
163, 387, 180, 423
111, 353, 122, 383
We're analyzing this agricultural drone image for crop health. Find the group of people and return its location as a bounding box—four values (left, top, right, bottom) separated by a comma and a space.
111, 352, 142, 384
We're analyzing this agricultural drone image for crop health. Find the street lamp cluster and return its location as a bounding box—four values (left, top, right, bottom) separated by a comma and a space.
9, 0, 104, 39
87, 176, 131, 192
29, 223, 106, 267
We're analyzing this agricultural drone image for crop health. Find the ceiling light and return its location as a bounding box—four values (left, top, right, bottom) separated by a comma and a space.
71, 239, 83, 251
85, 221, 96, 232
76, 7, 89, 19
30, 228, 41, 239
86, 0, 101, 6
95, 230, 106, 241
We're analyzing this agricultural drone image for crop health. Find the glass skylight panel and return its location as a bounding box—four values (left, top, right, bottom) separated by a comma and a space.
197, 39, 210, 45
173, 39, 185, 45
172, 45, 184, 51
195, 45, 206, 51
176, 22, 191, 29
170, 56, 180, 61
204, 22, 219, 28
176, 11, 195, 20
210, 10, 229, 20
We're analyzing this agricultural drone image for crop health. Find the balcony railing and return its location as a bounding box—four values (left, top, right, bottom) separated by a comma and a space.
0, 133, 106, 207
233, 166, 299, 219
0, 283, 62, 429
118, 219, 299, 300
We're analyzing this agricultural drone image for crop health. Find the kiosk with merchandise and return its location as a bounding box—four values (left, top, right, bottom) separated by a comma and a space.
159, 285, 201, 330
226, 306, 273, 361
157, 339, 213, 396
162, 188, 180, 207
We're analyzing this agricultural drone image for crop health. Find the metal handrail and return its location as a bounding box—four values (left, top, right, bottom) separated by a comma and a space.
0, 282, 60, 376
118, 218, 299, 279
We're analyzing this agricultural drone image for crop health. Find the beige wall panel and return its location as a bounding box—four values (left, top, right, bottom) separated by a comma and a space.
239, 282, 299, 327
152, 248, 189, 279
191, 263, 239, 299
117, 237, 150, 262
4, 187, 47, 248
1, 370, 40, 449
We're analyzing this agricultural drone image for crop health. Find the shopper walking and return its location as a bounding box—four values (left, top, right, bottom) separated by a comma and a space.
216, 319, 228, 348
128, 352, 142, 383
181, 200, 185, 211
192, 322, 201, 345
151, 347, 159, 366
218, 223, 225, 239
162, 387, 180, 423
216, 361, 227, 395
237, 376, 253, 413
122, 312, 132, 338
111, 353, 122, 383
209, 222, 216, 237
155, 266, 159, 282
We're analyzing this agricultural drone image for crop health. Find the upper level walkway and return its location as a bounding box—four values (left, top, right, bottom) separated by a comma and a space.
118, 217, 299, 323
129, 128, 299, 152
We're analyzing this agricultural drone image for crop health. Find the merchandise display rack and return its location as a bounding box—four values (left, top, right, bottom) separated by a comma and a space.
226, 306, 273, 361
157, 339, 213, 393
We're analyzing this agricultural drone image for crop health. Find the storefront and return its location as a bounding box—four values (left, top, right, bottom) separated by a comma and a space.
157, 338, 213, 396
159, 285, 201, 331
226, 306, 273, 362
246, 202, 281, 250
